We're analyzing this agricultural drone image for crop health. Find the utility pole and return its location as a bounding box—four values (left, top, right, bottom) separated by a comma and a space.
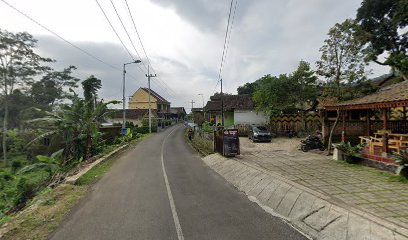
190, 100, 195, 111
220, 78, 224, 126
146, 65, 156, 133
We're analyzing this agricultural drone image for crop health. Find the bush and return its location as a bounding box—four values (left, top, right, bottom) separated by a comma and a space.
11, 161, 23, 173
336, 142, 364, 164
0, 170, 14, 181
14, 177, 36, 207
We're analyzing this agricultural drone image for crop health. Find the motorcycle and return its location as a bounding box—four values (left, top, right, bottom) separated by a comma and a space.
300, 134, 325, 152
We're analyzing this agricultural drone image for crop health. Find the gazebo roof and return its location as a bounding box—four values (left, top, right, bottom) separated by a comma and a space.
324, 80, 408, 110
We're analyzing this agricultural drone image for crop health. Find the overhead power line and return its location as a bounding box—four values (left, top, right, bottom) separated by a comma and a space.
213, 0, 237, 95
123, 0, 177, 98
109, 0, 146, 71
218, 0, 235, 81
95, 0, 137, 63
0, 0, 121, 72
124, 0, 152, 71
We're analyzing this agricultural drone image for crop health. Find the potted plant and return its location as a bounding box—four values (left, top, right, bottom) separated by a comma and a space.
335, 142, 364, 164
394, 152, 408, 178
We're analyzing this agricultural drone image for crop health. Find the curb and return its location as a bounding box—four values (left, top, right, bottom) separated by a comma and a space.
65, 144, 129, 184
202, 154, 408, 240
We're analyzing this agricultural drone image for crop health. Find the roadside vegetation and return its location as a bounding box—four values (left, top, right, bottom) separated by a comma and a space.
236, 0, 407, 153
186, 125, 214, 156
0, 28, 147, 228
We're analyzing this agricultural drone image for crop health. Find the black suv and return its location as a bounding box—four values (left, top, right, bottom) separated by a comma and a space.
248, 126, 272, 142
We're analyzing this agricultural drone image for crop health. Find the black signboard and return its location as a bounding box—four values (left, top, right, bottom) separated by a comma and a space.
223, 129, 240, 157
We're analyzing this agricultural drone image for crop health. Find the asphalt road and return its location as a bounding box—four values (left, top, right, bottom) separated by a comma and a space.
51, 124, 307, 240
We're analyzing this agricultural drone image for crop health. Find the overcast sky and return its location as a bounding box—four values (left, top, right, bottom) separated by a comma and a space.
1, 0, 390, 112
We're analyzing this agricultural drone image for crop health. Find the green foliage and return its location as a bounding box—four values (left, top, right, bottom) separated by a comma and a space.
11, 160, 23, 173
28, 95, 119, 162
75, 157, 114, 186
316, 19, 368, 100
336, 142, 364, 164
202, 122, 214, 133
394, 152, 408, 166
82, 75, 102, 111
237, 82, 258, 95
336, 142, 364, 157
253, 61, 319, 115
30, 66, 79, 108
18, 149, 63, 177
394, 152, 408, 178
141, 119, 158, 132
6, 129, 26, 155
0, 29, 52, 163
14, 177, 36, 207
356, 0, 408, 79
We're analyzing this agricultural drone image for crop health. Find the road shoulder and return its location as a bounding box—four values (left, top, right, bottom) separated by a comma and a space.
202, 153, 408, 240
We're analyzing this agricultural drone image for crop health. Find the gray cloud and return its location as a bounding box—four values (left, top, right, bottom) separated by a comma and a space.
30, 0, 390, 112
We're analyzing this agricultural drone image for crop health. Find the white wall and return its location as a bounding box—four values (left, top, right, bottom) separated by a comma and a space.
234, 110, 269, 125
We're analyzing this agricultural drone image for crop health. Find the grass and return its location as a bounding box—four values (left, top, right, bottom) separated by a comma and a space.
75, 156, 115, 186
0, 133, 151, 239
0, 184, 86, 240
379, 171, 408, 183
188, 132, 214, 156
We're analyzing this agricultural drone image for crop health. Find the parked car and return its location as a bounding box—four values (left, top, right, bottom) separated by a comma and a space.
248, 126, 272, 142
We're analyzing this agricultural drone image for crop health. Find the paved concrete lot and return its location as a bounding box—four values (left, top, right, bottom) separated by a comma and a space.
238, 137, 408, 228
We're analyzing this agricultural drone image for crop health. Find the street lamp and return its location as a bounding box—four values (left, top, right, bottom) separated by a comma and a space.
122, 60, 141, 135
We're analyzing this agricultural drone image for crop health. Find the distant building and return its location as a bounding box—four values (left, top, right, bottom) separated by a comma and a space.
170, 107, 186, 120
108, 109, 158, 127
205, 94, 269, 127
191, 108, 204, 126
128, 87, 171, 119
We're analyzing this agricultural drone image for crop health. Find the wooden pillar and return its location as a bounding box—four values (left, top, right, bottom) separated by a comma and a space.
403, 106, 407, 133
383, 108, 388, 130
341, 111, 346, 142
366, 109, 371, 136
382, 108, 389, 154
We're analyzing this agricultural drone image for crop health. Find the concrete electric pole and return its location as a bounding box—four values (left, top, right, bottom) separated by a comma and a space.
146, 65, 156, 133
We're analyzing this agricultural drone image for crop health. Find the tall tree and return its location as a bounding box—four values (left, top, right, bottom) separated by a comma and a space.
0, 29, 50, 163
81, 75, 102, 159
316, 19, 368, 100
291, 60, 319, 111
356, 0, 408, 80
237, 82, 258, 95
30, 66, 79, 109
253, 61, 319, 116
82, 75, 102, 111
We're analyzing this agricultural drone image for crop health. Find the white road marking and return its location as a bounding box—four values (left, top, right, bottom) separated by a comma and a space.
161, 126, 185, 240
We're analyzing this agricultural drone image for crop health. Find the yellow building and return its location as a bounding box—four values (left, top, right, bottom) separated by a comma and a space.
128, 87, 170, 114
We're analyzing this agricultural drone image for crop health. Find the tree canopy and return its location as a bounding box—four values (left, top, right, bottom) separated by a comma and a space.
356, 0, 408, 80
253, 61, 319, 115
237, 82, 258, 95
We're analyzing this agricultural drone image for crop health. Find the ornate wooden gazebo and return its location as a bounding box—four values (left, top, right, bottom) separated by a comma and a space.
322, 80, 408, 160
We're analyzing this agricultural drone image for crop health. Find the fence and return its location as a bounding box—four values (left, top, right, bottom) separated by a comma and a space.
234, 112, 321, 137
270, 113, 322, 136
323, 120, 408, 143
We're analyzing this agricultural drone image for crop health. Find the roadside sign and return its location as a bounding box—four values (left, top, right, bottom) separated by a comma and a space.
214, 128, 240, 157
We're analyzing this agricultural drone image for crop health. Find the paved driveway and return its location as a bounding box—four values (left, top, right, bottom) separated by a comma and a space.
238, 137, 408, 228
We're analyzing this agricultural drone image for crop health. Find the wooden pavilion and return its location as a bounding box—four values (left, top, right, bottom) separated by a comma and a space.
322, 80, 408, 164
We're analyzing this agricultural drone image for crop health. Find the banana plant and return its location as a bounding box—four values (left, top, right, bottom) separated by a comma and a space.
18, 149, 63, 177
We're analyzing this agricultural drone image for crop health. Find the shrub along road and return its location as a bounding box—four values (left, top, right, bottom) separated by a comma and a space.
50, 124, 306, 240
